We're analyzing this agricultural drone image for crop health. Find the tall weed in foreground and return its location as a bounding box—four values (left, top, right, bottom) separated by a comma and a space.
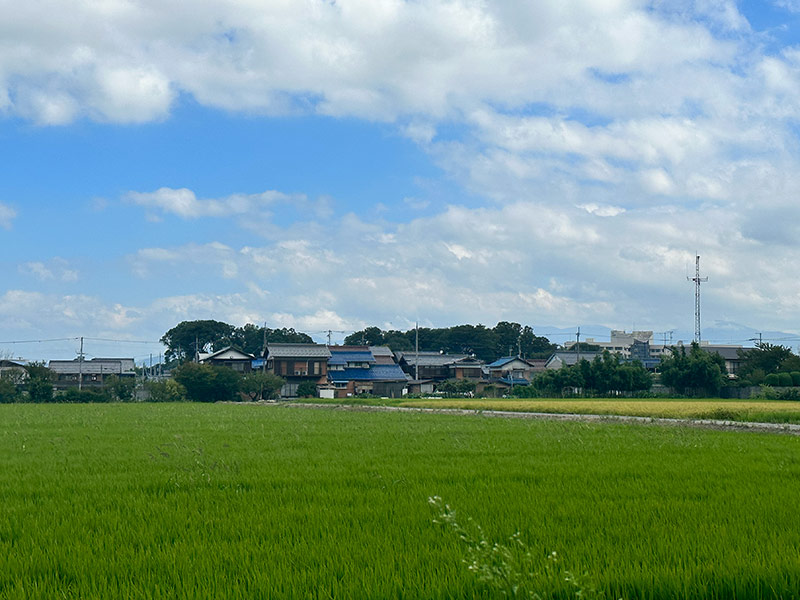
429, 496, 613, 599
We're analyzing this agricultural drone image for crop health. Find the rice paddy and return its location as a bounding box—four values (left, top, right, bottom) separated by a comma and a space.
1, 403, 799, 599
396, 398, 800, 424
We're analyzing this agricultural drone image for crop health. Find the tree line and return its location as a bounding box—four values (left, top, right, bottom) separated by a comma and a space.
157, 319, 558, 365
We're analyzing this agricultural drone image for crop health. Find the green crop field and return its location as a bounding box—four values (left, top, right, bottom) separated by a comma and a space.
395, 398, 800, 424
1, 403, 799, 599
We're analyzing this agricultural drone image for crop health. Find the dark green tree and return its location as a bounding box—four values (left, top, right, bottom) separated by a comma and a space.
0, 377, 18, 403
659, 343, 727, 397
173, 362, 242, 402
344, 327, 385, 346
295, 380, 318, 398
240, 371, 285, 400
436, 379, 476, 396
737, 343, 795, 384
161, 320, 236, 363
25, 363, 54, 403
105, 375, 135, 402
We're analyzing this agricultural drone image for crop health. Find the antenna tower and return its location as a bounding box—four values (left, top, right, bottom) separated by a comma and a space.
687, 254, 708, 343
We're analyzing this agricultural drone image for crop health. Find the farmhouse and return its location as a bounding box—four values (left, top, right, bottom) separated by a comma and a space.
264, 343, 331, 398
327, 346, 407, 398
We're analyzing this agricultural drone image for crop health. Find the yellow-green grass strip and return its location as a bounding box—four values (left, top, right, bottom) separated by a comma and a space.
397, 398, 800, 423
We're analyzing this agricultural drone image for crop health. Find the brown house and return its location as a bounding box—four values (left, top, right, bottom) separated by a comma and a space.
264, 343, 331, 397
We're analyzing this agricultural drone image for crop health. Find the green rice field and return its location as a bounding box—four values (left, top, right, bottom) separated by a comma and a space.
395, 398, 800, 424
1, 403, 799, 599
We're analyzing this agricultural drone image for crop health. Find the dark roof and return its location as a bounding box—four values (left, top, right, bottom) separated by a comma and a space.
396, 351, 468, 367
328, 350, 376, 365
329, 364, 408, 382
546, 351, 601, 367
266, 344, 331, 359
703, 345, 743, 360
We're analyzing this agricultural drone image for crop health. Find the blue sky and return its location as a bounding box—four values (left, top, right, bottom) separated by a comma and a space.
3, 0, 800, 361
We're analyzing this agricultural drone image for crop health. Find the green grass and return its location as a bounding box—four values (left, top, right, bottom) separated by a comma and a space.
1, 403, 799, 598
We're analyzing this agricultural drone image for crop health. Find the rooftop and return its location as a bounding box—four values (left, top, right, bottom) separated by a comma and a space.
328, 364, 408, 382
266, 344, 332, 359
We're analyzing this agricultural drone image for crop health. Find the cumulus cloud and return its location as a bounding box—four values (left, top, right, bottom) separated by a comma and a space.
0, 203, 16, 229
125, 187, 302, 219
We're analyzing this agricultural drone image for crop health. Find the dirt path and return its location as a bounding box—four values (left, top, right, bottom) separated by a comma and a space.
264, 401, 800, 436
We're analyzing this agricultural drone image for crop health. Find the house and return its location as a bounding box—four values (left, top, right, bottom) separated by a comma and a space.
198, 346, 255, 373
48, 357, 136, 390
264, 343, 331, 397
395, 351, 469, 381
449, 356, 485, 380
484, 356, 536, 386
544, 351, 601, 370
0, 359, 29, 383
369, 346, 397, 365
701, 344, 744, 377
327, 346, 407, 398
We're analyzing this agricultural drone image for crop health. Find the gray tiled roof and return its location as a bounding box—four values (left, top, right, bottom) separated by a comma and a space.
49, 358, 136, 375
396, 351, 468, 367
266, 344, 332, 359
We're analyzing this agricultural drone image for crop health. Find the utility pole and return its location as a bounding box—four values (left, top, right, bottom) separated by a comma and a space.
78, 336, 84, 391
687, 254, 708, 343
194, 336, 200, 363
576, 327, 581, 364
327, 330, 332, 346
749, 333, 763, 348
415, 321, 419, 382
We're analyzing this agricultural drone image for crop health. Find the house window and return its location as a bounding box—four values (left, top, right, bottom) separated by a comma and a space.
313, 362, 320, 375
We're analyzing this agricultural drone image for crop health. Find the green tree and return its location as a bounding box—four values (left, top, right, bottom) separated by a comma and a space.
240, 371, 285, 400
659, 343, 727, 397
737, 343, 794, 383
295, 380, 318, 398
106, 375, 135, 402
173, 362, 242, 402
144, 379, 187, 402
344, 327, 385, 346
437, 379, 476, 396
25, 363, 54, 403
161, 320, 236, 363
0, 376, 18, 403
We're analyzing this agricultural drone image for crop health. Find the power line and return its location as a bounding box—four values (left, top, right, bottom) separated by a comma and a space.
0, 337, 79, 344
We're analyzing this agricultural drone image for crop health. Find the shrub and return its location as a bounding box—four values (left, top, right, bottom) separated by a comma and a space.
145, 380, 187, 402
0, 377, 19, 403
27, 377, 54, 403
764, 373, 781, 387
173, 362, 242, 402
61, 388, 112, 403
778, 372, 794, 387
295, 380, 318, 398
791, 372, 800, 386
106, 375, 136, 402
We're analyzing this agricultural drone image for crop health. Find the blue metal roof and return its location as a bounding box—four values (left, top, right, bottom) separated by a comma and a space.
329, 364, 407, 382
487, 357, 516, 368
328, 350, 376, 365
499, 376, 530, 385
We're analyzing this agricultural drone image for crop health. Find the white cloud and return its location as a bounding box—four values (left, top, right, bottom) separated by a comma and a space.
125, 187, 301, 219
0, 203, 16, 229
18, 258, 79, 282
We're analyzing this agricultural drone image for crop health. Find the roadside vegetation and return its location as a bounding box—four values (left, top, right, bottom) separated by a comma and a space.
1, 403, 799, 598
